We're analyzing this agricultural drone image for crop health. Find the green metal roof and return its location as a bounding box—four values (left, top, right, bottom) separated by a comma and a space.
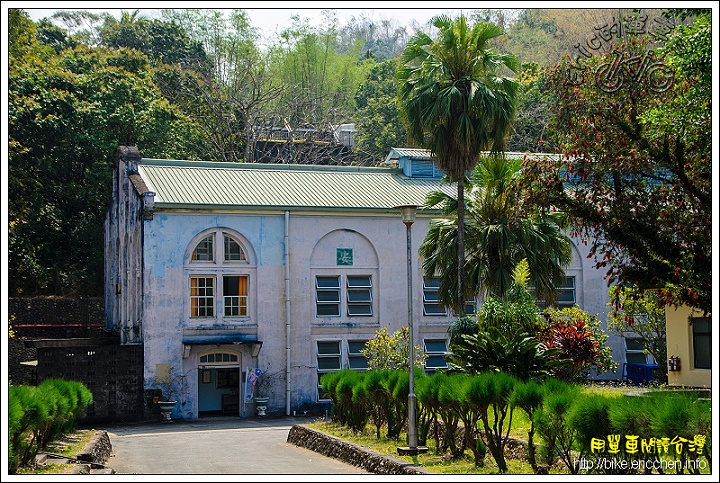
137, 159, 455, 212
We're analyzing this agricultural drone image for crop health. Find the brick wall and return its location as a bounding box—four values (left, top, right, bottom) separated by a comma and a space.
8, 297, 145, 423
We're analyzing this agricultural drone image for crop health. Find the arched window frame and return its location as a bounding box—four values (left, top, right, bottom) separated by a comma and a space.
185, 228, 256, 320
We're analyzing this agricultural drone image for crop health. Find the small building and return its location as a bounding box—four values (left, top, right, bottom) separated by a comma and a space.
104, 145, 625, 419
665, 304, 712, 389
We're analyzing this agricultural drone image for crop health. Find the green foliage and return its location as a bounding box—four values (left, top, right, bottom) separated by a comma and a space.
534, 380, 583, 473
519, 14, 711, 313
447, 316, 478, 347
398, 14, 520, 314
567, 394, 613, 464
420, 157, 572, 311
509, 380, 543, 472
319, 370, 713, 475
476, 260, 545, 336
607, 285, 668, 381
447, 326, 569, 382
465, 371, 519, 472
8, 379, 93, 474
352, 58, 406, 165
540, 306, 617, 381
8, 37, 202, 296
356, 369, 392, 438
359, 326, 426, 371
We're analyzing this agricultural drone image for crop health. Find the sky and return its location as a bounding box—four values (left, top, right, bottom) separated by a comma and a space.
19, 1, 490, 47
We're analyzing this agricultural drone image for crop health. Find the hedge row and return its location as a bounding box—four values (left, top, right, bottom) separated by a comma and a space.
322, 369, 711, 474
8, 378, 93, 473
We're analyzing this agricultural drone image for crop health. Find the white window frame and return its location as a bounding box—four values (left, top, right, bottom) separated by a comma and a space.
424, 338, 448, 373
316, 340, 342, 400
190, 276, 215, 317
187, 229, 253, 320
624, 337, 650, 365
346, 275, 373, 316
423, 277, 448, 316
223, 275, 249, 317
192, 235, 214, 262
531, 276, 577, 309
315, 276, 341, 317
223, 234, 247, 261
347, 340, 369, 370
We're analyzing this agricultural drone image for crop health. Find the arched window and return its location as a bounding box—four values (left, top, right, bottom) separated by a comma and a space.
200, 352, 238, 364
186, 229, 255, 319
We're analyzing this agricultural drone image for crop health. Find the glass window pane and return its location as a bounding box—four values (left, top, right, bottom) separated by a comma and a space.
424, 277, 440, 288
348, 341, 367, 353
426, 355, 448, 368
224, 235, 245, 261
347, 304, 372, 316
316, 276, 340, 288
317, 341, 340, 355
424, 304, 446, 316
317, 291, 340, 302
349, 357, 368, 369
317, 304, 340, 316
626, 353, 648, 364
626, 339, 644, 351
347, 289, 371, 303
347, 275, 371, 287
425, 340, 447, 352
192, 236, 214, 261
318, 357, 341, 370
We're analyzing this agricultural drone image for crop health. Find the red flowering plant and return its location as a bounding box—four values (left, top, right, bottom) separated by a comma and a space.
539, 306, 617, 382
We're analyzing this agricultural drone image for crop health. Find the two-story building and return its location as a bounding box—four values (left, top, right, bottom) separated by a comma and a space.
105, 146, 626, 420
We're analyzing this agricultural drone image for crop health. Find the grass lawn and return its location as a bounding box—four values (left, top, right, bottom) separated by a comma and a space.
14, 429, 95, 475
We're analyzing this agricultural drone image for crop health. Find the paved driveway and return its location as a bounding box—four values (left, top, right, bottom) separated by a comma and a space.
103, 416, 368, 475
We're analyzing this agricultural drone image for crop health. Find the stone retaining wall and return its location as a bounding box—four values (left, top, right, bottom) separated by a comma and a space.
286, 424, 434, 475
76, 430, 113, 464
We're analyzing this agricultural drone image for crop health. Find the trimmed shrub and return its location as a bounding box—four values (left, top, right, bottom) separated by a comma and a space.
510, 379, 544, 472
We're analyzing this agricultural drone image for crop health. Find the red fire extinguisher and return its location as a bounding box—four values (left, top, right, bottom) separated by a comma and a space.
668, 356, 680, 372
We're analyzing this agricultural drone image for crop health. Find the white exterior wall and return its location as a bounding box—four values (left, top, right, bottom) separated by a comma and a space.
138, 205, 623, 419
138, 207, 464, 418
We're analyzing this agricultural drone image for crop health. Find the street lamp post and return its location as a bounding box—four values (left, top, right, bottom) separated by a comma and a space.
396, 205, 426, 456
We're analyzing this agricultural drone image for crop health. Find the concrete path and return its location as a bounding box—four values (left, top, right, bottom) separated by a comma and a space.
101, 415, 368, 476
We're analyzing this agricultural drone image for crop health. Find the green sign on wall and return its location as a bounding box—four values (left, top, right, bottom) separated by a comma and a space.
336, 248, 353, 265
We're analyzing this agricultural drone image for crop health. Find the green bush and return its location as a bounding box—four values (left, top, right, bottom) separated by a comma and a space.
466, 371, 519, 473
509, 379, 544, 472
8, 379, 93, 474
568, 393, 613, 473
534, 379, 582, 473
647, 392, 711, 474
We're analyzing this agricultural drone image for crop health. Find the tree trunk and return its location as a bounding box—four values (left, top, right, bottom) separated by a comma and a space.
457, 177, 466, 314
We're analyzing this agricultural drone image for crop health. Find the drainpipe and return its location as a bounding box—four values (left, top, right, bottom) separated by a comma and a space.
285, 210, 291, 416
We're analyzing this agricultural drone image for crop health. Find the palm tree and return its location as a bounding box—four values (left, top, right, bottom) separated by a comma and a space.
397, 14, 519, 314
420, 156, 573, 309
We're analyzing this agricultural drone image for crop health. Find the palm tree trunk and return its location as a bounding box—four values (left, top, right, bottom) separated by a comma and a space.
457, 177, 466, 315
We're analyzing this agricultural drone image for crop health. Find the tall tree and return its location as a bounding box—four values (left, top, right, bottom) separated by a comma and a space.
160, 9, 283, 162
518, 10, 711, 313
351, 57, 406, 165
420, 156, 572, 310
397, 14, 519, 314
9, 32, 201, 295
